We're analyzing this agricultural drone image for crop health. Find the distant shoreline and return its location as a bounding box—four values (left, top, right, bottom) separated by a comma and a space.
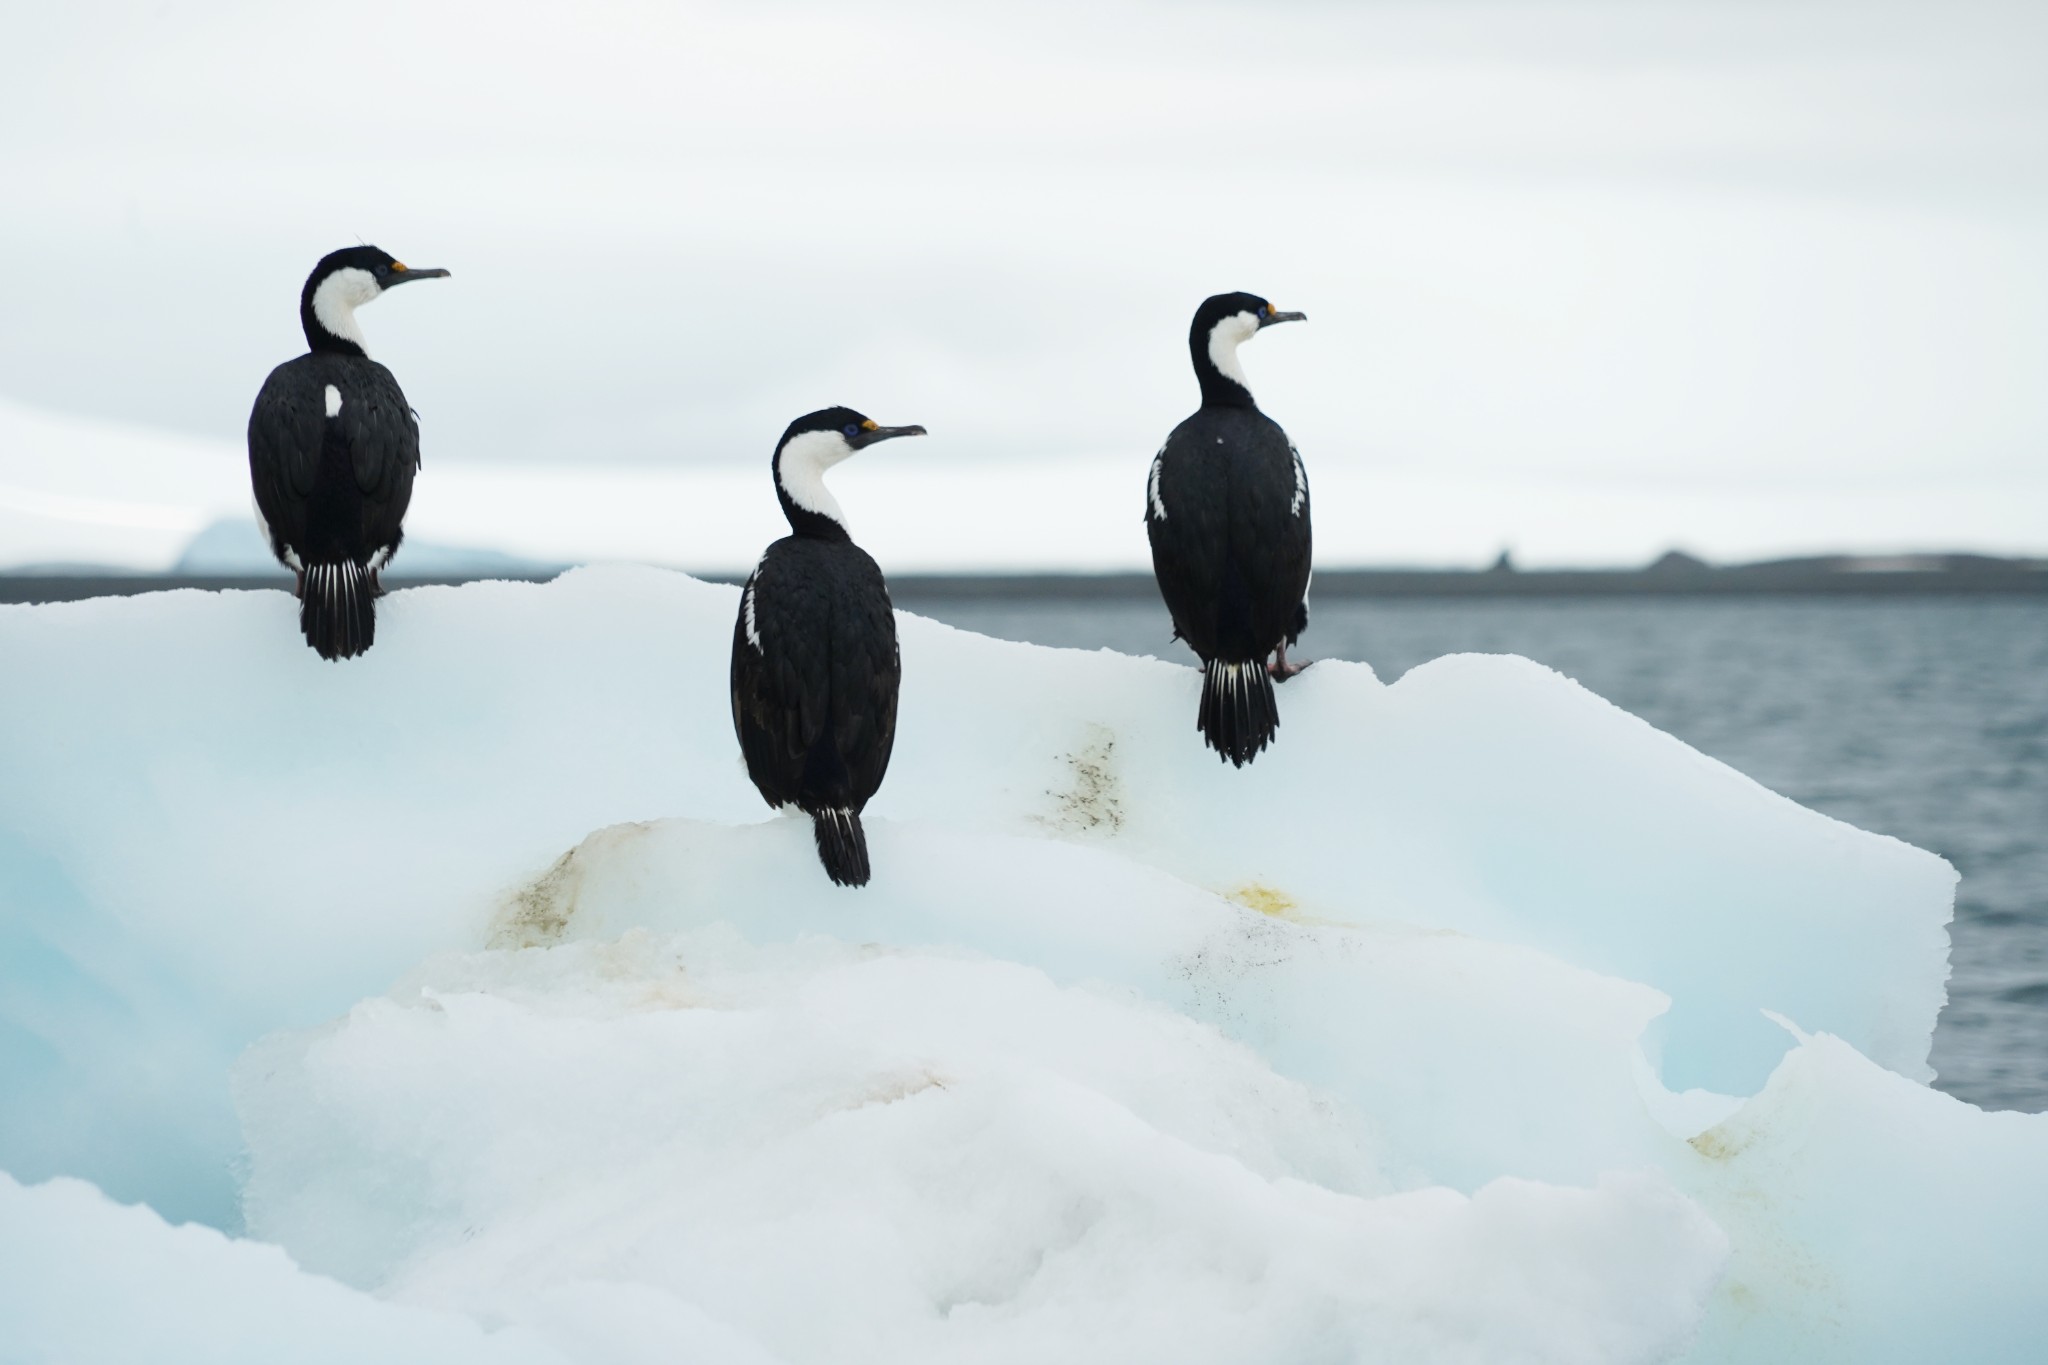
5, 556, 2046, 607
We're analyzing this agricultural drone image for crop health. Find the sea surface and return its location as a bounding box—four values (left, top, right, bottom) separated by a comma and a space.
909, 593, 2048, 1113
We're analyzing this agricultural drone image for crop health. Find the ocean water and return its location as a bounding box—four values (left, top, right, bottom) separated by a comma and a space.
908, 593, 2048, 1113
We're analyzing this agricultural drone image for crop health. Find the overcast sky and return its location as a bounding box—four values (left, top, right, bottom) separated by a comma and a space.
2, 0, 2045, 565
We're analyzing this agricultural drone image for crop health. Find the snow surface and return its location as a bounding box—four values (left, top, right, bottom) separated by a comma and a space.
0, 1173, 569, 1365
1, 565, 2043, 1362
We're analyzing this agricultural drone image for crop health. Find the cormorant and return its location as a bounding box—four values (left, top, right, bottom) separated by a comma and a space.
247, 245, 449, 660
1145, 291, 1312, 766
731, 407, 926, 886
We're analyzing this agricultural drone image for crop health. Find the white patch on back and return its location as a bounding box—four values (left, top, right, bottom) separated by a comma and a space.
1290, 447, 1308, 517
742, 574, 762, 650
775, 428, 856, 530
1206, 311, 1261, 395
1147, 447, 1169, 521
324, 384, 343, 418
310, 267, 382, 353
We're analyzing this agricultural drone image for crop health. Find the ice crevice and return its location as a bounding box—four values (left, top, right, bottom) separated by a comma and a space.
0, 564, 2042, 1364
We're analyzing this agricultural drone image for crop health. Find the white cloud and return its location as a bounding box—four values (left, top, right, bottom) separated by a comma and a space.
2, 0, 2044, 558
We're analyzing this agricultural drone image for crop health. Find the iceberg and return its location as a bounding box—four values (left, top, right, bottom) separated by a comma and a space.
1, 566, 2041, 1362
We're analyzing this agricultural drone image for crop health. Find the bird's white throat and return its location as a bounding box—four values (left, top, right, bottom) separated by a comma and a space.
1206, 311, 1261, 393
311, 267, 382, 353
776, 429, 856, 528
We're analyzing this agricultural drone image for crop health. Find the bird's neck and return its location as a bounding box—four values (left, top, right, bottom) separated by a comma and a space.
1192, 323, 1258, 410
775, 445, 853, 541
300, 272, 372, 358
301, 301, 368, 357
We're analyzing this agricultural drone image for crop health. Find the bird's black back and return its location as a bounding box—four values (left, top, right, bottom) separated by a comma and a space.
730, 536, 901, 815
247, 352, 419, 566
1147, 405, 1312, 662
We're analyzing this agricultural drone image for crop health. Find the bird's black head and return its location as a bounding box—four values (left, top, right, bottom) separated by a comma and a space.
773, 406, 927, 539
299, 245, 451, 356
778, 406, 928, 454
1188, 291, 1306, 409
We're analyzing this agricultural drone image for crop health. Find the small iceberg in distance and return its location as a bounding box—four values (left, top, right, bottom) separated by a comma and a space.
172, 516, 561, 578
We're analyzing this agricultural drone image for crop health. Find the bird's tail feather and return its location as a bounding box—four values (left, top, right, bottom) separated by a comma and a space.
300, 560, 377, 661
810, 807, 871, 887
1197, 658, 1279, 767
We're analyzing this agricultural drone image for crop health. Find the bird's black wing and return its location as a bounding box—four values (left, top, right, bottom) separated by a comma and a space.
1284, 442, 1312, 643
732, 541, 828, 809
247, 357, 326, 560
827, 547, 901, 808
333, 360, 421, 557
1145, 418, 1233, 659
1230, 417, 1313, 652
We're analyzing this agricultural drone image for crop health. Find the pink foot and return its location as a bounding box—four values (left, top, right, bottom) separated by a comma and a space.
1268, 646, 1313, 682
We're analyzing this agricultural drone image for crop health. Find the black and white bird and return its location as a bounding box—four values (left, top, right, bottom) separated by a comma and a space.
730, 407, 926, 887
1145, 291, 1312, 767
247, 245, 450, 660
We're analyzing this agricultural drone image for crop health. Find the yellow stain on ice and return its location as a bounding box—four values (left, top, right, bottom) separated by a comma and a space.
1228, 883, 1300, 919
1688, 1124, 1753, 1162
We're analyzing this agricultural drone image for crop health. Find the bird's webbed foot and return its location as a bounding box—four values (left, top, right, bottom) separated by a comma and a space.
1268, 642, 1314, 682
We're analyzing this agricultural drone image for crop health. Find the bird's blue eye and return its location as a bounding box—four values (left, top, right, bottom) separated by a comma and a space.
843, 424, 860, 439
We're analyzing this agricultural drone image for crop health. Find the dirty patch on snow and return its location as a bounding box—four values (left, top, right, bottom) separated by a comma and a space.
493, 849, 583, 949
490, 823, 664, 949
1037, 723, 1125, 836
